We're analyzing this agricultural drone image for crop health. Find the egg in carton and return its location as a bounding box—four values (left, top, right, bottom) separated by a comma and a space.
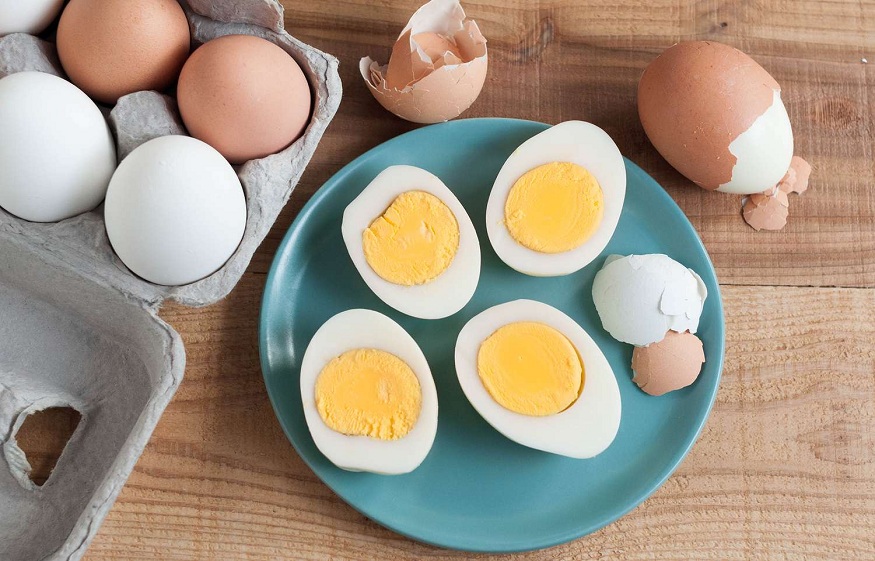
0, 0, 341, 559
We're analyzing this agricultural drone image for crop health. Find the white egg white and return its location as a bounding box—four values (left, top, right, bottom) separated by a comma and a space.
300, 309, 439, 475
718, 90, 794, 195
591, 254, 708, 347
454, 300, 621, 459
342, 165, 480, 319
486, 121, 626, 277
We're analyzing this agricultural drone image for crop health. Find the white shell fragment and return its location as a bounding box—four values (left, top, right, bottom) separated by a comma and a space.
359, 0, 487, 124
592, 254, 708, 346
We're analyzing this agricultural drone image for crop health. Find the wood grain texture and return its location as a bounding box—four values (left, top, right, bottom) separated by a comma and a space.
74, 0, 875, 559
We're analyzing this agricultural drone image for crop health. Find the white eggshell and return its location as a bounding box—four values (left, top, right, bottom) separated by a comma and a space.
718, 90, 794, 195
592, 254, 708, 347
455, 299, 621, 459
0, 71, 116, 222
0, 0, 65, 35
104, 135, 246, 286
300, 309, 439, 475
342, 165, 480, 319
486, 121, 626, 277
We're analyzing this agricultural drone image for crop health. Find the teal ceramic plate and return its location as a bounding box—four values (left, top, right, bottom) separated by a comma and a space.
259, 118, 724, 553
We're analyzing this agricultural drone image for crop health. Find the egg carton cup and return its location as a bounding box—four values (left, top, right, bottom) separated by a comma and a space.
0, 0, 342, 559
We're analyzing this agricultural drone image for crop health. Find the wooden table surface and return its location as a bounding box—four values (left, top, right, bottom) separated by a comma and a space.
55, 0, 875, 559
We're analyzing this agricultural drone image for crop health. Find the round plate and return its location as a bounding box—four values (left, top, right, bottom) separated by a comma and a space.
259, 118, 725, 553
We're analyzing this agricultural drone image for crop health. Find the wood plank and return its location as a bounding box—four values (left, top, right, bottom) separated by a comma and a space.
82, 277, 875, 560
244, 0, 875, 288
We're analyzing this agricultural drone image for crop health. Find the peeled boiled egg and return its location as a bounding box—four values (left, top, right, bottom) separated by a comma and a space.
455, 300, 621, 458
592, 254, 707, 347
342, 165, 480, 319
0, 0, 65, 35
104, 135, 246, 286
56, 0, 190, 104
486, 121, 626, 277
0, 72, 116, 222
177, 34, 311, 164
300, 309, 438, 474
638, 41, 795, 195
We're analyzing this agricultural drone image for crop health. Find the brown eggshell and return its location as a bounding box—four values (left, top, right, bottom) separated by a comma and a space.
360, 1, 487, 125
177, 34, 311, 165
637, 41, 780, 191
631, 331, 705, 396
56, 0, 190, 104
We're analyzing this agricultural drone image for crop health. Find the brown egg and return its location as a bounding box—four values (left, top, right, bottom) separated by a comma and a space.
177, 35, 311, 165
637, 41, 794, 195
56, 0, 190, 105
631, 331, 705, 396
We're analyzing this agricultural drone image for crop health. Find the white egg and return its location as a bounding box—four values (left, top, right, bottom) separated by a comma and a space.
592, 254, 707, 347
300, 309, 439, 474
0, 0, 65, 35
455, 299, 621, 459
104, 135, 246, 286
718, 90, 794, 195
342, 165, 480, 319
0, 72, 116, 222
486, 121, 626, 277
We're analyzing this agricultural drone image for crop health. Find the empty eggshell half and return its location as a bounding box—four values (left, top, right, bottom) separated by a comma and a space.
359, 0, 487, 124
592, 254, 708, 347
632, 330, 705, 396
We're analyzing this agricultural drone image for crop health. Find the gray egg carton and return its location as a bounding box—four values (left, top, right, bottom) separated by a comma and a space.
0, 1, 341, 559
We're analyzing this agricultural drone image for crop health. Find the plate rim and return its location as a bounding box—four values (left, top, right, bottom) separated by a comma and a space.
258, 117, 726, 553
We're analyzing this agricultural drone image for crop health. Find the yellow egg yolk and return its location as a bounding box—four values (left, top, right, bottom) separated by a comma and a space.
477, 322, 584, 416
504, 162, 604, 253
363, 190, 460, 286
315, 348, 422, 440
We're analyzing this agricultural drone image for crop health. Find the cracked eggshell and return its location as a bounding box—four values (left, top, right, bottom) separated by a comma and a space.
300, 309, 438, 475
638, 41, 793, 195
592, 254, 708, 347
632, 330, 705, 396
359, 0, 487, 124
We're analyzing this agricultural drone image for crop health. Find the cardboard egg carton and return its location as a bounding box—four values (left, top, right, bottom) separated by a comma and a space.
0, 1, 341, 559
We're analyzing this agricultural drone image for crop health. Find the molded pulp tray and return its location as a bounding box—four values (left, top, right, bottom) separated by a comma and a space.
0, 1, 341, 559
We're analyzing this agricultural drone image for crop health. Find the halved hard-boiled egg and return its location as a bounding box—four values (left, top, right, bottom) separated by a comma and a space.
342, 165, 480, 319
486, 121, 626, 276
300, 309, 438, 474
455, 300, 621, 458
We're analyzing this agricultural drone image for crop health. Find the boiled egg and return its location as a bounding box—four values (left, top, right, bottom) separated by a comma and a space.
342, 165, 480, 319
300, 309, 438, 474
455, 300, 621, 458
486, 121, 626, 276
638, 41, 796, 195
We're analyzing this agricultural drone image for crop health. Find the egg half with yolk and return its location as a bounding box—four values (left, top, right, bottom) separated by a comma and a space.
455, 300, 621, 458
301, 309, 438, 474
342, 165, 480, 319
486, 121, 626, 276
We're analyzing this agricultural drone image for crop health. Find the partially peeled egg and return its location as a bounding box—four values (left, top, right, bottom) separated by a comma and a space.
300, 309, 438, 475
638, 41, 795, 195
